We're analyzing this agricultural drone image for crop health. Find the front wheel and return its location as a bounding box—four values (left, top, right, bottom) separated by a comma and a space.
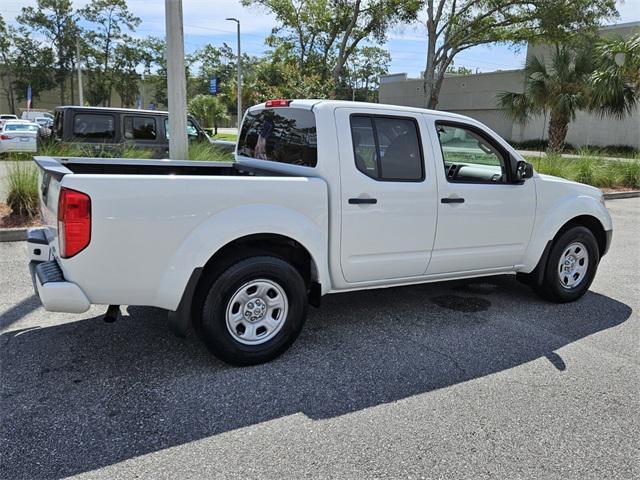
198, 256, 308, 366
535, 226, 600, 303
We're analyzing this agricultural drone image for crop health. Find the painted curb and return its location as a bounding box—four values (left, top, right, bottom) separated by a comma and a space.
0, 228, 27, 242
603, 191, 640, 200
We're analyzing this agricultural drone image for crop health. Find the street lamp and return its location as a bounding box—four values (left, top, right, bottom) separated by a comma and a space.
226, 17, 242, 131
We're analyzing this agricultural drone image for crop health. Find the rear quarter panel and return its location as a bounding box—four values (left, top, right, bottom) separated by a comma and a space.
57, 174, 329, 310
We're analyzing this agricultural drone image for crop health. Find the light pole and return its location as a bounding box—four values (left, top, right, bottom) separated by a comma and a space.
226, 17, 242, 131
165, 0, 188, 159
76, 39, 84, 106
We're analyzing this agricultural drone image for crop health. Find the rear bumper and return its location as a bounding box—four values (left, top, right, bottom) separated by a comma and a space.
27, 228, 90, 314
0, 141, 37, 152
29, 260, 90, 313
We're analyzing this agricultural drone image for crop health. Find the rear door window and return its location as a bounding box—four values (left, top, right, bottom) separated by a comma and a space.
350, 115, 424, 181
124, 116, 157, 140
73, 113, 115, 140
237, 108, 317, 167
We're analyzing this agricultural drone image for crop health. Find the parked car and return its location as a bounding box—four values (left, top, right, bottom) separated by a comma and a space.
0, 114, 18, 128
52, 106, 211, 157
0, 120, 39, 153
28, 99, 612, 366
22, 110, 53, 122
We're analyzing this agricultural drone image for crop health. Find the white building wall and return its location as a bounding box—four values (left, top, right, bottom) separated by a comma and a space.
378, 22, 640, 149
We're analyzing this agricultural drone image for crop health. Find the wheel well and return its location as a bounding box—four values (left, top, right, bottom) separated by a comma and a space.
200, 233, 317, 287
554, 215, 607, 256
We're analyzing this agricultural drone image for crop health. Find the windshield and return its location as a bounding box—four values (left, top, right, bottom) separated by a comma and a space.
4, 124, 38, 132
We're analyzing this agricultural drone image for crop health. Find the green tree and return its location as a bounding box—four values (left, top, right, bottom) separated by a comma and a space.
17, 0, 78, 105
590, 33, 640, 118
498, 46, 593, 153
0, 16, 55, 111
345, 46, 391, 101
446, 64, 473, 75
79, 0, 141, 106
421, 0, 617, 109
111, 40, 146, 107
244, 0, 418, 96
0, 15, 17, 113
139, 36, 167, 107
188, 94, 230, 134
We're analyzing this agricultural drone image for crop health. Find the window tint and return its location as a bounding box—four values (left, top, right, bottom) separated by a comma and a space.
350, 115, 423, 181
73, 113, 115, 140
436, 123, 506, 184
237, 108, 317, 167
124, 116, 157, 140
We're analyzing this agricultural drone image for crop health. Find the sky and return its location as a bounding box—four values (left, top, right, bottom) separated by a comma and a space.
1, 0, 639, 77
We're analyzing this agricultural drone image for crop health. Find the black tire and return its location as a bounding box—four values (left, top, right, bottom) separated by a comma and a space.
197, 256, 308, 366
535, 226, 600, 303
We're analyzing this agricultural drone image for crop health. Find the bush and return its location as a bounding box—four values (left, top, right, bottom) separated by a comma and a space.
188, 142, 233, 162
6, 161, 39, 217
511, 140, 638, 158
619, 160, 640, 189
526, 153, 640, 190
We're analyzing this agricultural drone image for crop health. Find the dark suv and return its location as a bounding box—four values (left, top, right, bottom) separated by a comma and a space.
52, 106, 210, 158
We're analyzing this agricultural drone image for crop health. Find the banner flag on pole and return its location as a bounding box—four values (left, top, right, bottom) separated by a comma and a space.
26, 85, 32, 110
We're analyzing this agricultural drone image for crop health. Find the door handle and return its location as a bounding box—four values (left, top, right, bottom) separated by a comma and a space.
441, 197, 465, 204
349, 197, 377, 205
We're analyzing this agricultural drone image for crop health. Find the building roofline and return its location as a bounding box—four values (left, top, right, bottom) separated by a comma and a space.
599, 21, 640, 31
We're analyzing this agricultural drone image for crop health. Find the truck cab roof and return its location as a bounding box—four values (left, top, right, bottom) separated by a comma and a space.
248, 99, 472, 123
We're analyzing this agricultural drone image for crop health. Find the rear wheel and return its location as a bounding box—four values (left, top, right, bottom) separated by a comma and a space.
535, 226, 600, 303
198, 256, 308, 366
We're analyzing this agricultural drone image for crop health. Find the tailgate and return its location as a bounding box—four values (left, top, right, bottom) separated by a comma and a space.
33, 156, 73, 251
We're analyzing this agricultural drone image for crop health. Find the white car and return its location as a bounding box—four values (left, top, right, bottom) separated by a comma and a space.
0, 114, 18, 128
0, 120, 39, 153
27, 100, 612, 366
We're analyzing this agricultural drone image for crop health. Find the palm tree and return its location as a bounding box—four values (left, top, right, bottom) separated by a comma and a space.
188, 94, 230, 135
590, 33, 640, 118
498, 45, 593, 153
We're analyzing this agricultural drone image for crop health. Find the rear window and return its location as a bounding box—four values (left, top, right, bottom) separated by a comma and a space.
237, 108, 317, 167
4, 123, 38, 132
73, 113, 115, 140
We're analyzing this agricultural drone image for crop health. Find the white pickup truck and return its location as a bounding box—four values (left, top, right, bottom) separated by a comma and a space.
27, 99, 612, 365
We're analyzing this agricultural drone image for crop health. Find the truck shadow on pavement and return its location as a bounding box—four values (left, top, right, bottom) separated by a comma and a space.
0, 275, 632, 479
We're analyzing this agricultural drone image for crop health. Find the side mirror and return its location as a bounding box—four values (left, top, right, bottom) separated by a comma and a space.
516, 160, 534, 181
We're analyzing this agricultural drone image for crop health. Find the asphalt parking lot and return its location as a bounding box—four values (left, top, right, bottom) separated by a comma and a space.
1, 198, 638, 480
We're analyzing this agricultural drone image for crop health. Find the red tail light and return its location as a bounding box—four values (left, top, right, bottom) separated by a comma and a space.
0, 134, 13, 140
58, 187, 91, 258
265, 99, 291, 107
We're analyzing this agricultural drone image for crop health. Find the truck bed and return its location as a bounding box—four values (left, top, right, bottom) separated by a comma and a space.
34, 156, 294, 179
32, 155, 328, 313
